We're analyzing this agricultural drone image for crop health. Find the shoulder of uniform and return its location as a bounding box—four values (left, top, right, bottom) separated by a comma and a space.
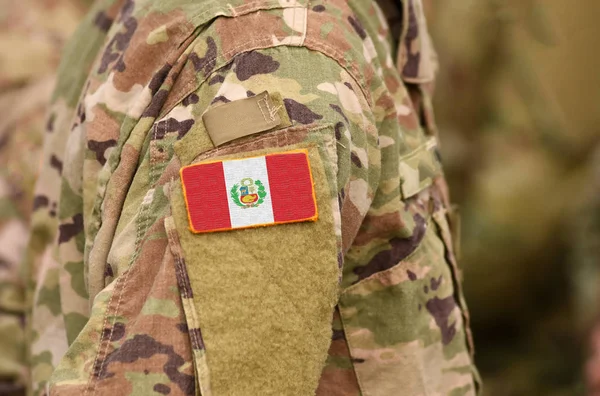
89, 0, 378, 117
177, 1, 376, 105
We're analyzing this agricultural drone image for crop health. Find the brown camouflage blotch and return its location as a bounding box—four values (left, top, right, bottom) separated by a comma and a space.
307, 2, 354, 55
397, 93, 420, 130
149, 63, 173, 95
233, 51, 280, 81
58, 214, 84, 244
350, 152, 363, 168
32, 195, 50, 210
340, 199, 364, 253
401, 0, 421, 79
99, 335, 194, 395
50, 155, 63, 174
155, 118, 194, 140
181, 93, 199, 107
330, 104, 350, 124
152, 53, 197, 118
102, 322, 125, 342
347, 15, 367, 40
156, 160, 181, 187
112, 11, 193, 92
189, 37, 217, 77
375, 93, 396, 117
94, 11, 114, 33
384, 74, 401, 95
334, 121, 345, 140
430, 275, 443, 291
352, 214, 426, 283
87, 106, 121, 143
88, 140, 117, 166
153, 383, 171, 395
353, 212, 404, 246
316, 367, 362, 396
207, 75, 224, 86
425, 296, 458, 345
283, 99, 324, 125
98, 17, 137, 75
214, 11, 289, 61
105, 0, 129, 23
143, 89, 170, 119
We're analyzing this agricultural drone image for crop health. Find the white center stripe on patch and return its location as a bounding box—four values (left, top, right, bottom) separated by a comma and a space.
222, 156, 274, 228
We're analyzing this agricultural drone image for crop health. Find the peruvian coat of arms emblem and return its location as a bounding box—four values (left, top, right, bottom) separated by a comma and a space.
230, 178, 267, 208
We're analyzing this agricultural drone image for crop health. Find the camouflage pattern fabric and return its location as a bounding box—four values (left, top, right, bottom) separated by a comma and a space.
426, 0, 600, 394
0, 1, 90, 394
25, 0, 479, 394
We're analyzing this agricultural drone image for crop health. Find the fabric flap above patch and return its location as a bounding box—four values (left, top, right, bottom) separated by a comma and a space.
202, 90, 290, 146
180, 149, 318, 233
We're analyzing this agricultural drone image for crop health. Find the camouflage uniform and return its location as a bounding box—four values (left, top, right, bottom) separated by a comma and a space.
26, 0, 479, 394
0, 1, 89, 394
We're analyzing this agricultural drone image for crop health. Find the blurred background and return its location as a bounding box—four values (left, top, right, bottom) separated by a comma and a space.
426, 1, 600, 395
1, 1, 599, 395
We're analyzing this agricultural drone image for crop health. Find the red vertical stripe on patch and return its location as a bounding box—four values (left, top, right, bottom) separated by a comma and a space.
181, 162, 231, 232
266, 152, 317, 223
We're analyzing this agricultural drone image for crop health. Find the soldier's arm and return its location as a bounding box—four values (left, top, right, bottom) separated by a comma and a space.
157, 44, 377, 395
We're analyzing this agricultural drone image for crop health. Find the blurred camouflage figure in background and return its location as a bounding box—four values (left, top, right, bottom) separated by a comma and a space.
0, 0, 90, 394
425, 0, 600, 394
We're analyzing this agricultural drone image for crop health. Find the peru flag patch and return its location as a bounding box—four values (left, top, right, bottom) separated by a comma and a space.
180, 149, 318, 233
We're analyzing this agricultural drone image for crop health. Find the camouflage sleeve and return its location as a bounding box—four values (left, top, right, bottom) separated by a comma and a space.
162, 44, 377, 396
